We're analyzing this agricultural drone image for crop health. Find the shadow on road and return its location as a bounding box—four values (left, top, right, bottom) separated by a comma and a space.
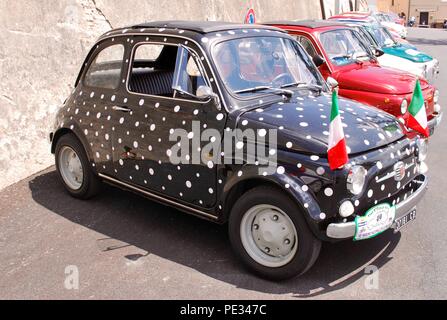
29, 170, 401, 298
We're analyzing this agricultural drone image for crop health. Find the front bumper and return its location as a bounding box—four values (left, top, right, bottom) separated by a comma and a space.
326, 174, 428, 239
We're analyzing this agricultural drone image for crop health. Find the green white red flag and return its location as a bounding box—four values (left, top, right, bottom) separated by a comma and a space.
328, 89, 349, 170
407, 80, 429, 138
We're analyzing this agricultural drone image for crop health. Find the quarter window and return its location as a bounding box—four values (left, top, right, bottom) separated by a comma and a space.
84, 44, 124, 89
297, 36, 318, 59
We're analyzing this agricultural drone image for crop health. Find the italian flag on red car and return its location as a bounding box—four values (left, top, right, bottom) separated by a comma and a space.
407, 79, 429, 138
328, 89, 349, 170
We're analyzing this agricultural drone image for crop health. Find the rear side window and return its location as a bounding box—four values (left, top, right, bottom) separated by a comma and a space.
84, 44, 125, 89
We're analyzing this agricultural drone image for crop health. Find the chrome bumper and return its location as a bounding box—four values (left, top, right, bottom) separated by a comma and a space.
326, 174, 428, 239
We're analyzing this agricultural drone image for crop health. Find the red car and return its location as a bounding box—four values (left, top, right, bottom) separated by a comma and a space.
265, 20, 440, 135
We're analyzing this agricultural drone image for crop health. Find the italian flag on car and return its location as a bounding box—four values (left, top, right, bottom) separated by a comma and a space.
407, 80, 429, 138
328, 89, 349, 170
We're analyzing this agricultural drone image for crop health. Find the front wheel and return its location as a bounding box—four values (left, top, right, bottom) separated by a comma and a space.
228, 186, 321, 280
55, 133, 101, 199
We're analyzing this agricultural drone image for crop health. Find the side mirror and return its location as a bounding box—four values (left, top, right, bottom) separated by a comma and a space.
197, 85, 221, 111
313, 55, 326, 67
327, 77, 339, 90
373, 47, 385, 57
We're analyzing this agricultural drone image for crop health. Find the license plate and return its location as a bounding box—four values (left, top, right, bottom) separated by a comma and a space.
394, 209, 417, 232
354, 203, 396, 241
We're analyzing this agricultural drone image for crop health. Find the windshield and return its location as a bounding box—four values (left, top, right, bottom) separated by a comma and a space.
367, 26, 396, 47
212, 36, 322, 97
320, 29, 372, 66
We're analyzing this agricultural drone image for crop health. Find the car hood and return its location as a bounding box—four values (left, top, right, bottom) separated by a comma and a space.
335, 64, 428, 94
237, 92, 404, 156
382, 45, 433, 63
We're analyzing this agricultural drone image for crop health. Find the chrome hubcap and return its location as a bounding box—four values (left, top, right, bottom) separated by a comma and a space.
59, 146, 83, 190
240, 205, 298, 268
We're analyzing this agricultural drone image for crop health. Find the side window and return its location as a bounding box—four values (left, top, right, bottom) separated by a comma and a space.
172, 46, 208, 99
128, 43, 178, 97
84, 44, 124, 89
297, 36, 318, 59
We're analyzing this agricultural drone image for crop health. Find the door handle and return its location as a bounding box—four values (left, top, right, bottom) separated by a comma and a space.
112, 106, 131, 112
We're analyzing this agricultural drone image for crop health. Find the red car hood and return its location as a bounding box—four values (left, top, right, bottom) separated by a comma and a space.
334, 64, 429, 95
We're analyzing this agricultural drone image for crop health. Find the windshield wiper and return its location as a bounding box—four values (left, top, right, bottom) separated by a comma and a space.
234, 86, 293, 98
281, 82, 323, 94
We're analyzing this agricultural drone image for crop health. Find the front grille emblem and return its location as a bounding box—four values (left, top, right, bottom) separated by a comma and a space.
394, 161, 405, 182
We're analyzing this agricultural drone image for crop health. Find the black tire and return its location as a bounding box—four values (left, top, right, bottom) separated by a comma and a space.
55, 133, 101, 199
228, 186, 321, 280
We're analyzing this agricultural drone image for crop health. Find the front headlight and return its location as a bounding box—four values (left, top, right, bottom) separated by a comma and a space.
417, 138, 428, 162
400, 99, 408, 114
347, 166, 367, 195
434, 90, 439, 104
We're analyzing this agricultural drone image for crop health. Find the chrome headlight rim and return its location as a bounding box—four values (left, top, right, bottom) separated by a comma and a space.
347, 165, 368, 195
400, 99, 408, 115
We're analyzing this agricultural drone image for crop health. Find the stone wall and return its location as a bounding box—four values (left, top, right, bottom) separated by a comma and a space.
0, 0, 321, 190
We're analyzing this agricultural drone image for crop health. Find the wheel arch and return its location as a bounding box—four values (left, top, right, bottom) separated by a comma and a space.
51, 126, 94, 164
219, 170, 324, 238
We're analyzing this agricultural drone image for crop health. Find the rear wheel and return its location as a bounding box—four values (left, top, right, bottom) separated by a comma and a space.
55, 133, 101, 199
228, 186, 321, 280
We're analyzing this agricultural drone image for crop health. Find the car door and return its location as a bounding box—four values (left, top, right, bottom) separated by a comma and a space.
112, 35, 227, 208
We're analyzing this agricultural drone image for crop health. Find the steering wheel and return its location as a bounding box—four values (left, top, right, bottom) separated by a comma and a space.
271, 73, 294, 87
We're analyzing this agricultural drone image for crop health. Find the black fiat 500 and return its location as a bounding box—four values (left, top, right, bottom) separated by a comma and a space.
50, 21, 428, 280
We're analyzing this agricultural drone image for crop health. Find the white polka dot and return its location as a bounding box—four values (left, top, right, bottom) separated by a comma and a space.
207, 161, 214, 169
119, 117, 124, 124
187, 132, 194, 139
216, 113, 224, 121
236, 141, 244, 149
316, 167, 325, 175
302, 185, 309, 192
367, 189, 373, 198
150, 124, 156, 131
119, 159, 124, 166
133, 141, 138, 148
300, 122, 308, 127
149, 168, 154, 175
237, 171, 243, 177
258, 129, 267, 137
208, 188, 214, 194
241, 120, 248, 126
139, 99, 144, 106
276, 166, 285, 174
286, 142, 293, 148
320, 213, 326, 220
310, 155, 319, 161
324, 188, 334, 197
111, 95, 116, 102
377, 161, 383, 170
174, 105, 180, 113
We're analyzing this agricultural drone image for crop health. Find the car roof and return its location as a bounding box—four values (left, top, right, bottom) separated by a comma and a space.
264, 19, 348, 29
128, 20, 284, 34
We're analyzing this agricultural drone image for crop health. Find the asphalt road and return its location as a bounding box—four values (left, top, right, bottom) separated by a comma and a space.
1, 28, 446, 300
